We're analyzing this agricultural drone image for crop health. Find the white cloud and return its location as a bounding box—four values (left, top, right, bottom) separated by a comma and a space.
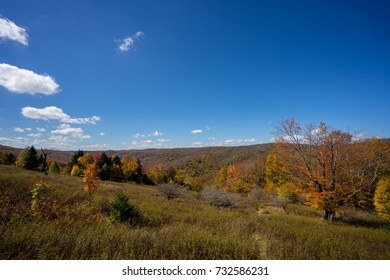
353, 133, 365, 141
118, 37, 134, 52
191, 129, 203, 134
129, 138, 171, 149
192, 141, 204, 147
51, 124, 91, 139
270, 135, 306, 143
117, 31, 144, 52
27, 133, 41, 137
194, 138, 260, 147
100, 132, 105, 136
0, 63, 59, 95
0, 17, 28, 46
157, 138, 172, 143
14, 127, 24, 132
80, 143, 109, 150
153, 130, 163, 136
37, 127, 46, 132
21, 106, 100, 124
224, 138, 258, 145
0, 136, 47, 148
133, 130, 163, 138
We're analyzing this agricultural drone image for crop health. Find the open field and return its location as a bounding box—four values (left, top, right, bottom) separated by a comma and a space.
0, 165, 389, 260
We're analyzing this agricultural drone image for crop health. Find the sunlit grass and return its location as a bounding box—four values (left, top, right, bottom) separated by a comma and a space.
0, 165, 389, 260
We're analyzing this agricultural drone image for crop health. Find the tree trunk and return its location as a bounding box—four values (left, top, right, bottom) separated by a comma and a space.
322, 210, 334, 222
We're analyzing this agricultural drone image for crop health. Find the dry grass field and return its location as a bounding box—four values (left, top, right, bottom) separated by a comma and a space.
1, 165, 389, 260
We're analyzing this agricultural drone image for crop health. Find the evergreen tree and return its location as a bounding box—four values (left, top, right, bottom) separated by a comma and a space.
100, 163, 111, 181
111, 154, 121, 166
16, 146, 40, 171
8, 153, 16, 165
96, 152, 111, 169
96, 152, 112, 180
67, 150, 84, 173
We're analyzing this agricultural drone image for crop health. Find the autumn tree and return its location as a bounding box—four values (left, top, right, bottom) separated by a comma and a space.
83, 163, 99, 201
265, 153, 298, 203
122, 156, 146, 183
0, 152, 16, 165
149, 164, 166, 184
70, 165, 82, 176
271, 118, 389, 220
215, 162, 264, 195
374, 177, 390, 220
78, 153, 95, 169
214, 165, 228, 189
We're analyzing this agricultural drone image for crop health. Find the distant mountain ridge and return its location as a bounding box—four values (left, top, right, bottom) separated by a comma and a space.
0, 143, 274, 172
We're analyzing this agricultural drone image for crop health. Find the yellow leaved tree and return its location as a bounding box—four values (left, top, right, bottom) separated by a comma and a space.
83, 163, 99, 201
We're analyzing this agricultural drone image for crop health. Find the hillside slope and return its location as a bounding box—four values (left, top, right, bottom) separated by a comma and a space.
0, 143, 274, 173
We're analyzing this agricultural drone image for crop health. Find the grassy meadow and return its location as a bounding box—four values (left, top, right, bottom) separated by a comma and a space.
0, 165, 389, 260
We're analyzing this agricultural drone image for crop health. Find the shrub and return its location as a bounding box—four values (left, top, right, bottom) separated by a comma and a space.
31, 181, 49, 214
30, 181, 59, 219
200, 186, 236, 209
48, 161, 60, 174
249, 188, 264, 200
109, 191, 139, 224
277, 182, 298, 203
155, 183, 184, 200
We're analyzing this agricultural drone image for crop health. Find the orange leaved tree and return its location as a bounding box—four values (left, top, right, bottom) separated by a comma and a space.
83, 163, 99, 201
271, 118, 389, 220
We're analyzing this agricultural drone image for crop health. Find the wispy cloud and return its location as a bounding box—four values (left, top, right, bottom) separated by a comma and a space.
51, 124, 91, 139
191, 141, 204, 147
0, 63, 59, 95
117, 31, 144, 52
192, 138, 259, 147
27, 133, 41, 138
133, 130, 163, 138
223, 138, 258, 145
153, 130, 163, 136
13, 127, 24, 133
21, 106, 100, 124
0, 17, 28, 46
157, 138, 172, 143
191, 129, 203, 134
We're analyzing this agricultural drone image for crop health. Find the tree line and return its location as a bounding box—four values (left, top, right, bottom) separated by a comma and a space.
2, 118, 389, 221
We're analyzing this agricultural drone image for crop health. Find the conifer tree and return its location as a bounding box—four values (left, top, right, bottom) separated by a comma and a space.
16, 146, 40, 171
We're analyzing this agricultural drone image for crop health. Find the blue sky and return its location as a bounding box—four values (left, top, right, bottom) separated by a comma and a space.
0, 0, 389, 150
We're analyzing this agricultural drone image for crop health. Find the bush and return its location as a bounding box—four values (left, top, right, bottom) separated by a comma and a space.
31, 181, 49, 214
155, 183, 184, 200
200, 187, 236, 209
109, 191, 139, 224
249, 188, 264, 200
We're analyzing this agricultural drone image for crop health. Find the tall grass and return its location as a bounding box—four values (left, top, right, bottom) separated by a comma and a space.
0, 165, 389, 260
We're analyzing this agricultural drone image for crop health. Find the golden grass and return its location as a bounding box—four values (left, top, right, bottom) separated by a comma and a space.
0, 165, 389, 260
